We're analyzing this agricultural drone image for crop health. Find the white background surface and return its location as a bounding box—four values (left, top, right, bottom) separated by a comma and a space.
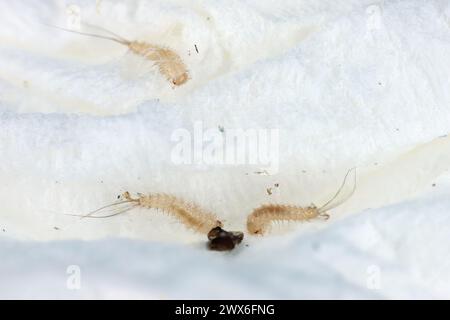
0, 0, 449, 299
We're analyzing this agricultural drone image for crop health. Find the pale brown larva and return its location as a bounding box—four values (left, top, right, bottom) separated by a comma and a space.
246, 168, 356, 235
246, 204, 328, 235
72, 191, 222, 235
69, 168, 355, 248
70, 191, 244, 251
52, 25, 189, 86
122, 192, 222, 234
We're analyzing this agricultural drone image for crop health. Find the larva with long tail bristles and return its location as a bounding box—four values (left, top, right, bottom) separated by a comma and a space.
246, 168, 357, 235
49, 24, 189, 86
70, 191, 222, 235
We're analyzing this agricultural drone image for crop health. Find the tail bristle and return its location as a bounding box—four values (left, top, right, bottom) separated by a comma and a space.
66, 200, 138, 219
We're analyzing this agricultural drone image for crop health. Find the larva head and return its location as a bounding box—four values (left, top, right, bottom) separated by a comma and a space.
127, 41, 190, 86
171, 71, 189, 86
156, 48, 189, 86
246, 220, 266, 236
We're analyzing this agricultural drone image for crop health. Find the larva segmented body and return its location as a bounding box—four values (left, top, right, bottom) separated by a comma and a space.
73, 192, 240, 250
246, 204, 325, 235
246, 168, 356, 235
123, 192, 222, 234
51, 25, 189, 86
127, 41, 189, 86
71, 168, 355, 243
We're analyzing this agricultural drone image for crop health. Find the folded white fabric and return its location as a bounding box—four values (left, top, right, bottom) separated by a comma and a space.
0, 0, 449, 299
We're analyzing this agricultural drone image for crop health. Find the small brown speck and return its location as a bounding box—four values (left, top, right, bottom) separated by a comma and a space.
266, 188, 273, 195
274, 183, 279, 188
195, 44, 199, 54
